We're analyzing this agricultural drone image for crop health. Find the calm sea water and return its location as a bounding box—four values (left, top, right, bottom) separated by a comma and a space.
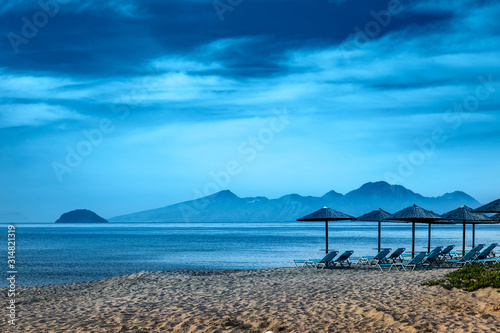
1, 222, 499, 286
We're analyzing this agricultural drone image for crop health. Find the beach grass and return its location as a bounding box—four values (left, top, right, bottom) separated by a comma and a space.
422, 262, 500, 292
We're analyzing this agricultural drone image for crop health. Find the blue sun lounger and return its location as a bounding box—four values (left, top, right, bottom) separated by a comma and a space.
387, 248, 406, 263
421, 247, 443, 268
482, 243, 497, 257
387, 252, 427, 271
437, 245, 455, 260
378, 248, 406, 271
471, 243, 498, 264
331, 250, 354, 268
449, 244, 484, 260
356, 248, 391, 266
294, 251, 338, 268
475, 256, 500, 264
309, 251, 340, 269
445, 249, 479, 267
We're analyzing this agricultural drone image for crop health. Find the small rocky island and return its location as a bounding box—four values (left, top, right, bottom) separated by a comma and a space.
55, 209, 108, 223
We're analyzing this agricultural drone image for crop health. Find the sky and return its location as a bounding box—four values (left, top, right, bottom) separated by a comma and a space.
1, 0, 499, 222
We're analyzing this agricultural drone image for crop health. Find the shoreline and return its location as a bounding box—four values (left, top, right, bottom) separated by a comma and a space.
3, 266, 500, 332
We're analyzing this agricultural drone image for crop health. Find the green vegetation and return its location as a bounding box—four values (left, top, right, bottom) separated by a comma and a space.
422, 263, 500, 292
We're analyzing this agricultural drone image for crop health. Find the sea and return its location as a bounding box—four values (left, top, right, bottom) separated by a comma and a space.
1, 221, 499, 287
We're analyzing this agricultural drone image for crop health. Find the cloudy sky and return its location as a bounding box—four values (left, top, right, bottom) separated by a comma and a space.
1, 0, 499, 222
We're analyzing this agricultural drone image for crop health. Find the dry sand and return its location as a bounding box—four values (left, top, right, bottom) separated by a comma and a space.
3, 266, 500, 332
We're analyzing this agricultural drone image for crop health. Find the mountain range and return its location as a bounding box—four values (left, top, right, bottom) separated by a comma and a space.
109, 181, 480, 222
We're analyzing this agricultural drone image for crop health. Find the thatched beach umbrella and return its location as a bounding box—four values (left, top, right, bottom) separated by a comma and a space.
473, 199, 500, 213
297, 207, 355, 254
356, 208, 391, 252
442, 205, 496, 253
384, 204, 448, 257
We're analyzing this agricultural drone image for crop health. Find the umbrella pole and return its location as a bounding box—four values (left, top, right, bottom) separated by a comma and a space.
428, 223, 431, 253
462, 222, 466, 254
472, 224, 475, 248
325, 220, 329, 254
412, 221, 415, 258
378, 220, 381, 252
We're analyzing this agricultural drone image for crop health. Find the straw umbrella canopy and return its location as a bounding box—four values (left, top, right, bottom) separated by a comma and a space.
384, 204, 449, 257
473, 199, 500, 213
441, 205, 496, 253
297, 207, 355, 254
356, 208, 391, 252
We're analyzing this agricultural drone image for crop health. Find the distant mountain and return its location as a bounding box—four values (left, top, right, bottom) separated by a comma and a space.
56, 209, 108, 223
109, 181, 481, 222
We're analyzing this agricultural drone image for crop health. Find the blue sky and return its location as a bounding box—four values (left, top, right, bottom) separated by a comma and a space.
1, 0, 499, 222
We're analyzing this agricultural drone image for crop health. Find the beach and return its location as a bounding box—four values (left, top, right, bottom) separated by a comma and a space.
3, 266, 500, 333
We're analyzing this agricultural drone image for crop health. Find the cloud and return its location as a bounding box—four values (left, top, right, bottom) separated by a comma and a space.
151, 57, 223, 73
0, 103, 85, 128
3, 0, 499, 125
409, 0, 486, 15
275, 1, 500, 114
0, 71, 87, 99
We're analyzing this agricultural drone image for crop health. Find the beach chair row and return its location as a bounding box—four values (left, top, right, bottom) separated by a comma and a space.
356, 243, 499, 271
294, 250, 355, 269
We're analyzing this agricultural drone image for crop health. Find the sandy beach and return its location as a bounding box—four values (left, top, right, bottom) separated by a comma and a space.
3, 266, 500, 333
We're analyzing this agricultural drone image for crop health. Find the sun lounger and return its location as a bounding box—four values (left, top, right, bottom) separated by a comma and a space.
293, 258, 311, 267
477, 243, 497, 258
422, 247, 443, 268
483, 243, 500, 263
309, 251, 340, 269
492, 245, 499, 257
293, 259, 310, 267
484, 243, 497, 256
377, 248, 406, 270
459, 244, 485, 255
437, 245, 455, 260
356, 248, 391, 265
293, 251, 339, 269
470, 243, 498, 264
476, 256, 500, 264
444, 249, 479, 267
471, 244, 486, 252
387, 252, 427, 271
451, 244, 485, 259
331, 250, 354, 268
294, 251, 337, 267
387, 248, 406, 263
